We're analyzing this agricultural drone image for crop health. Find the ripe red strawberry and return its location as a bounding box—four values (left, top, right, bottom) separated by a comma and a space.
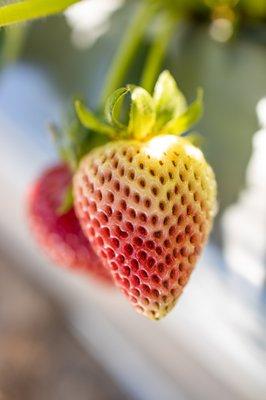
74, 134, 216, 318
27, 163, 113, 285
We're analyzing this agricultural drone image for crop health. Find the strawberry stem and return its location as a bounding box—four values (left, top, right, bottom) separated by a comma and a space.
0, 0, 80, 27
141, 13, 177, 93
0, 25, 28, 68
99, 2, 157, 107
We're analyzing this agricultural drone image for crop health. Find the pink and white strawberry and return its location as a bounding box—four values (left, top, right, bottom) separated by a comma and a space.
73, 71, 217, 319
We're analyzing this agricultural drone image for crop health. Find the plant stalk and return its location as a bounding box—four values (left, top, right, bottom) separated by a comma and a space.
0, 25, 28, 68
141, 14, 176, 93
100, 2, 157, 107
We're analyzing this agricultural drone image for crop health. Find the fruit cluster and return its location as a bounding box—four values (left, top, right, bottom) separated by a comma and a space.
28, 71, 217, 320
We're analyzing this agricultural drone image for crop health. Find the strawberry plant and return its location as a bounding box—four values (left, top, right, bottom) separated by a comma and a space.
0, 0, 222, 319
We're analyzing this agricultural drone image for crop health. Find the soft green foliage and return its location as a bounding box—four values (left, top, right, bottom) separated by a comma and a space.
50, 115, 108, 172
76, 70, 203, 143
140, 12, 177, 93
149, 0, 204, 15
100, 2, 157, 104
149, 0, 266, 18
0, 0, 81, 27
0, 25, 28, 68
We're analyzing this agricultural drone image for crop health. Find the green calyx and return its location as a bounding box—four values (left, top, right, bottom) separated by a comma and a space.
75, 70, 203, 146
50, 114, 108, 173
50, 111, 108, 214
54, 71, 203, 215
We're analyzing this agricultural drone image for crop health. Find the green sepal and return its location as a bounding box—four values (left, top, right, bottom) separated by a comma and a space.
160, 88, 203, 135
153, 70, 187, 130
128, 85, 156, 140
50, 111, 109, 173
75, 100, 117, 140
186, 132, 203, 148
49, 70, 205, 190
50, 123, 77, 172
104, 87, 129, 130
57, 183, 73, 215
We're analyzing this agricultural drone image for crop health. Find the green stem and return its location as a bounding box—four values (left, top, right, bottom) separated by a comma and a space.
100, 2, 157, 107
141, 15, 176, 93
0, 25, 28, 68
0, 0, 80, 27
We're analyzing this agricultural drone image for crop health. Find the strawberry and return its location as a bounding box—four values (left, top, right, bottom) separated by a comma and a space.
27, 163, 113, 285
73, 71, 217, 319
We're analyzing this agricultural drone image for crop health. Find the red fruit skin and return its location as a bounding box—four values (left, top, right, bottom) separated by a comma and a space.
27, 164, 113, 285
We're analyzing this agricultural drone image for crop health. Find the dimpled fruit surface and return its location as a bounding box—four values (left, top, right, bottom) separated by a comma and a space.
28, 164, 113, 285
74, 135, 217, 319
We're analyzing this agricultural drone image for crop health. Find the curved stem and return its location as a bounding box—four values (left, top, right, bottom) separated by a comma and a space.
0, 0, 80, 27
100, 2, 157, 107
141, 15, 176, 93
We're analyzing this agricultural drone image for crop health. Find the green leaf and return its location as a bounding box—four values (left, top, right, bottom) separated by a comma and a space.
161, 88, 203, 135
50, 123, 76, 171
128, 86, 156, 140
153, 70, 187, 130
50, 111, 109, 172
0, 0, 80, 27
75, 100, 117, 139
57, 184, 73, 216
65, 116, 106, 167
186, 132, 203, 148
104, 87, 128, 130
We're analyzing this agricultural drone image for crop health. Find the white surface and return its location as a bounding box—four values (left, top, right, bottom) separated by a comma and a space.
223, 98, 266, 286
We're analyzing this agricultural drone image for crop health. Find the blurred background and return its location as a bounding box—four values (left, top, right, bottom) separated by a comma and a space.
0, 0, 265, 399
